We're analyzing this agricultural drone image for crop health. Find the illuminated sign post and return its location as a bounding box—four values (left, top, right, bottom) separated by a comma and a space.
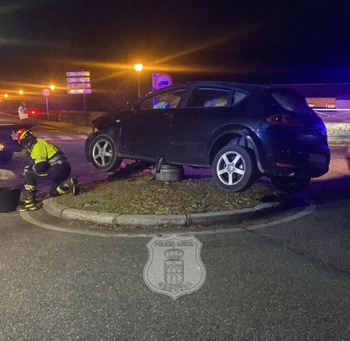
152, 73, 173, 107
152, 73, 173, 91
66, 71, 91, 124
42, 88, 51, 120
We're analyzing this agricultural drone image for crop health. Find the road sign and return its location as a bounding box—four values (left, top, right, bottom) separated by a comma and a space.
67, 83, 91, 89
66, 70, 92, 95
42, 88, 51, 97
67, 77, 91, 83
66, 71, 90, 77
67, 89, 92, 95
152, 73, 173, 91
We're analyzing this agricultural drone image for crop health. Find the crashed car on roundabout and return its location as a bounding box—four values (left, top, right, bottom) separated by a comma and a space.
85, 81, 330, 193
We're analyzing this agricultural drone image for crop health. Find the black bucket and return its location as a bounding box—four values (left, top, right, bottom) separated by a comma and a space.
155, 165, 184, 182
0, 187, 21, 213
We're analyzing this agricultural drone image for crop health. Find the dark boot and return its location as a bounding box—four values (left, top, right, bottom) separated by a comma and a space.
17, 189, 40, 212
56, 177, 80, 196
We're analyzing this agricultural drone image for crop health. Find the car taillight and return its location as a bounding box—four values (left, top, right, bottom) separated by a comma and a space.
266, 114, 303, 126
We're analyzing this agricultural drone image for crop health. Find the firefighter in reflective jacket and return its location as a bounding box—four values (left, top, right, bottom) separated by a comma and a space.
18, 102, 29, 122
16, 129, 80, 211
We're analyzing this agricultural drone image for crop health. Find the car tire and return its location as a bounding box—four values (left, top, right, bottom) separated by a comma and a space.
85, 132, 97, 163
212, 145, 257, 192
89, 133, 122, 172
271, 176, 310, 193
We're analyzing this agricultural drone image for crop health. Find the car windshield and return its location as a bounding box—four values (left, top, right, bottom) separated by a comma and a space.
270, 88, 311, 114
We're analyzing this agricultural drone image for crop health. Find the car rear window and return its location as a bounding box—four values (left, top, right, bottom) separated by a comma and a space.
270, 88, 311, 114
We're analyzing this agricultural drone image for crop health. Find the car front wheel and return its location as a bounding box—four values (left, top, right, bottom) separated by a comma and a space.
89, 133, 122, 172
271, 176, 310, 193
85, 132, 97, 163
212, 145, 256, 192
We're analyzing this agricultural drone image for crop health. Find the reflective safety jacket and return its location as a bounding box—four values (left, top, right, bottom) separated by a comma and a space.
18, 106, 28, 120
30, 139, 68, 172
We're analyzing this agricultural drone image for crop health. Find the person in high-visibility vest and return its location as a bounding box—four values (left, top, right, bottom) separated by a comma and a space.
18, 102, 29, 122
16, 129, 80, 211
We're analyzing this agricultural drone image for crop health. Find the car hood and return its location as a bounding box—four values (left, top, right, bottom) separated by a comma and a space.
91, 109, 130, 130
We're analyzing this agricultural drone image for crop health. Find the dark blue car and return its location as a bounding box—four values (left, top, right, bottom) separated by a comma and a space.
86, 81, 330, 193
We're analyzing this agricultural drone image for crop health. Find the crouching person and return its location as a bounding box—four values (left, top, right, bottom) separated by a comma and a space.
16, 129, 80, 211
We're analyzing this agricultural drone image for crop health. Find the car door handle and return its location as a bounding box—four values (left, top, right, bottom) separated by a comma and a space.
164, 112, 173, 118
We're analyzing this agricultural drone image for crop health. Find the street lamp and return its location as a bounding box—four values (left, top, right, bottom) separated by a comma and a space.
19, 90, 23, 95
50, 84, 55, 90
134, 63, 143, 98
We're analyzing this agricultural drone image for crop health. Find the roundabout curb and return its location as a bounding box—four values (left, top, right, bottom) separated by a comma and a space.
43, 198, 282, 227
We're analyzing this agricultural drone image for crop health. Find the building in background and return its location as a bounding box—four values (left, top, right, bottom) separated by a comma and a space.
277, 83, 350, 109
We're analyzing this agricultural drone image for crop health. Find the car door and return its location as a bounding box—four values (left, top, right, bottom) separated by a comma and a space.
120, 88, 187, 160
167, 86, 233, 166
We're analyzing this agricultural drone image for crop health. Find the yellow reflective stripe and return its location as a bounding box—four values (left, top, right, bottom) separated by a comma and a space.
35, 157, 47, 164
24, 184, 36, 191
56, 186, 66, 195
18, 130, 28, 141
37, 173, 49, 177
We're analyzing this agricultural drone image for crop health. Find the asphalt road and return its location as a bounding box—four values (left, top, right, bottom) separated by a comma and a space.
0, 204, 349, 341
0, 114, 349, 340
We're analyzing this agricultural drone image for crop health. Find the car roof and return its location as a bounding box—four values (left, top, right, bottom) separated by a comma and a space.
152, 81, 271, 94
138, 81, 297, 103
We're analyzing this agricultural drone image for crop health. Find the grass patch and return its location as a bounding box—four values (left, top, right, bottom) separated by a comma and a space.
54, 174, 276, 215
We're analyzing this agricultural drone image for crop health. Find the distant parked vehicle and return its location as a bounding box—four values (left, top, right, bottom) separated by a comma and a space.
85, 81, 330, 193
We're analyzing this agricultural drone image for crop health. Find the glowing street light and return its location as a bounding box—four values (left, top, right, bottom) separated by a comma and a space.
50, 84, 55, 90
134, 63, 143, 98
134, 63, 143, 72
4, 94, 8, 98
19, 90, 23, 95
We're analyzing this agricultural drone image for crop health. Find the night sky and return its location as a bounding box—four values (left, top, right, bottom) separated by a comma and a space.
1, 0, 350, 106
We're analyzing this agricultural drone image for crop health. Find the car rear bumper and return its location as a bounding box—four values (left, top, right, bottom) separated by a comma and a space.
261, 147, 330, 178
255, 129, 330, 178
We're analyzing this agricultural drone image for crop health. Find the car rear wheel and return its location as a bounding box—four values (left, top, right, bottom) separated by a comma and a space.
89, 133, 122, 172
271, 176, 310, 193
212, 145, 257, 192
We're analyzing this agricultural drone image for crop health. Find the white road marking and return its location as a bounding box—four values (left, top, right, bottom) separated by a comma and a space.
36, 135, 86, 141
37, 136, 53, 140
56, 135, 74, 140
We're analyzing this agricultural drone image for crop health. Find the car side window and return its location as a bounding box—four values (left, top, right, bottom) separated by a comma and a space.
232, 91, 247, 105
140, 90, 186, 110
186, 88, 230, 108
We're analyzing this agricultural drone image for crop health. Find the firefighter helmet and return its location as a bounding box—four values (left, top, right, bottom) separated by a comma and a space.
16, 129, 36, 149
